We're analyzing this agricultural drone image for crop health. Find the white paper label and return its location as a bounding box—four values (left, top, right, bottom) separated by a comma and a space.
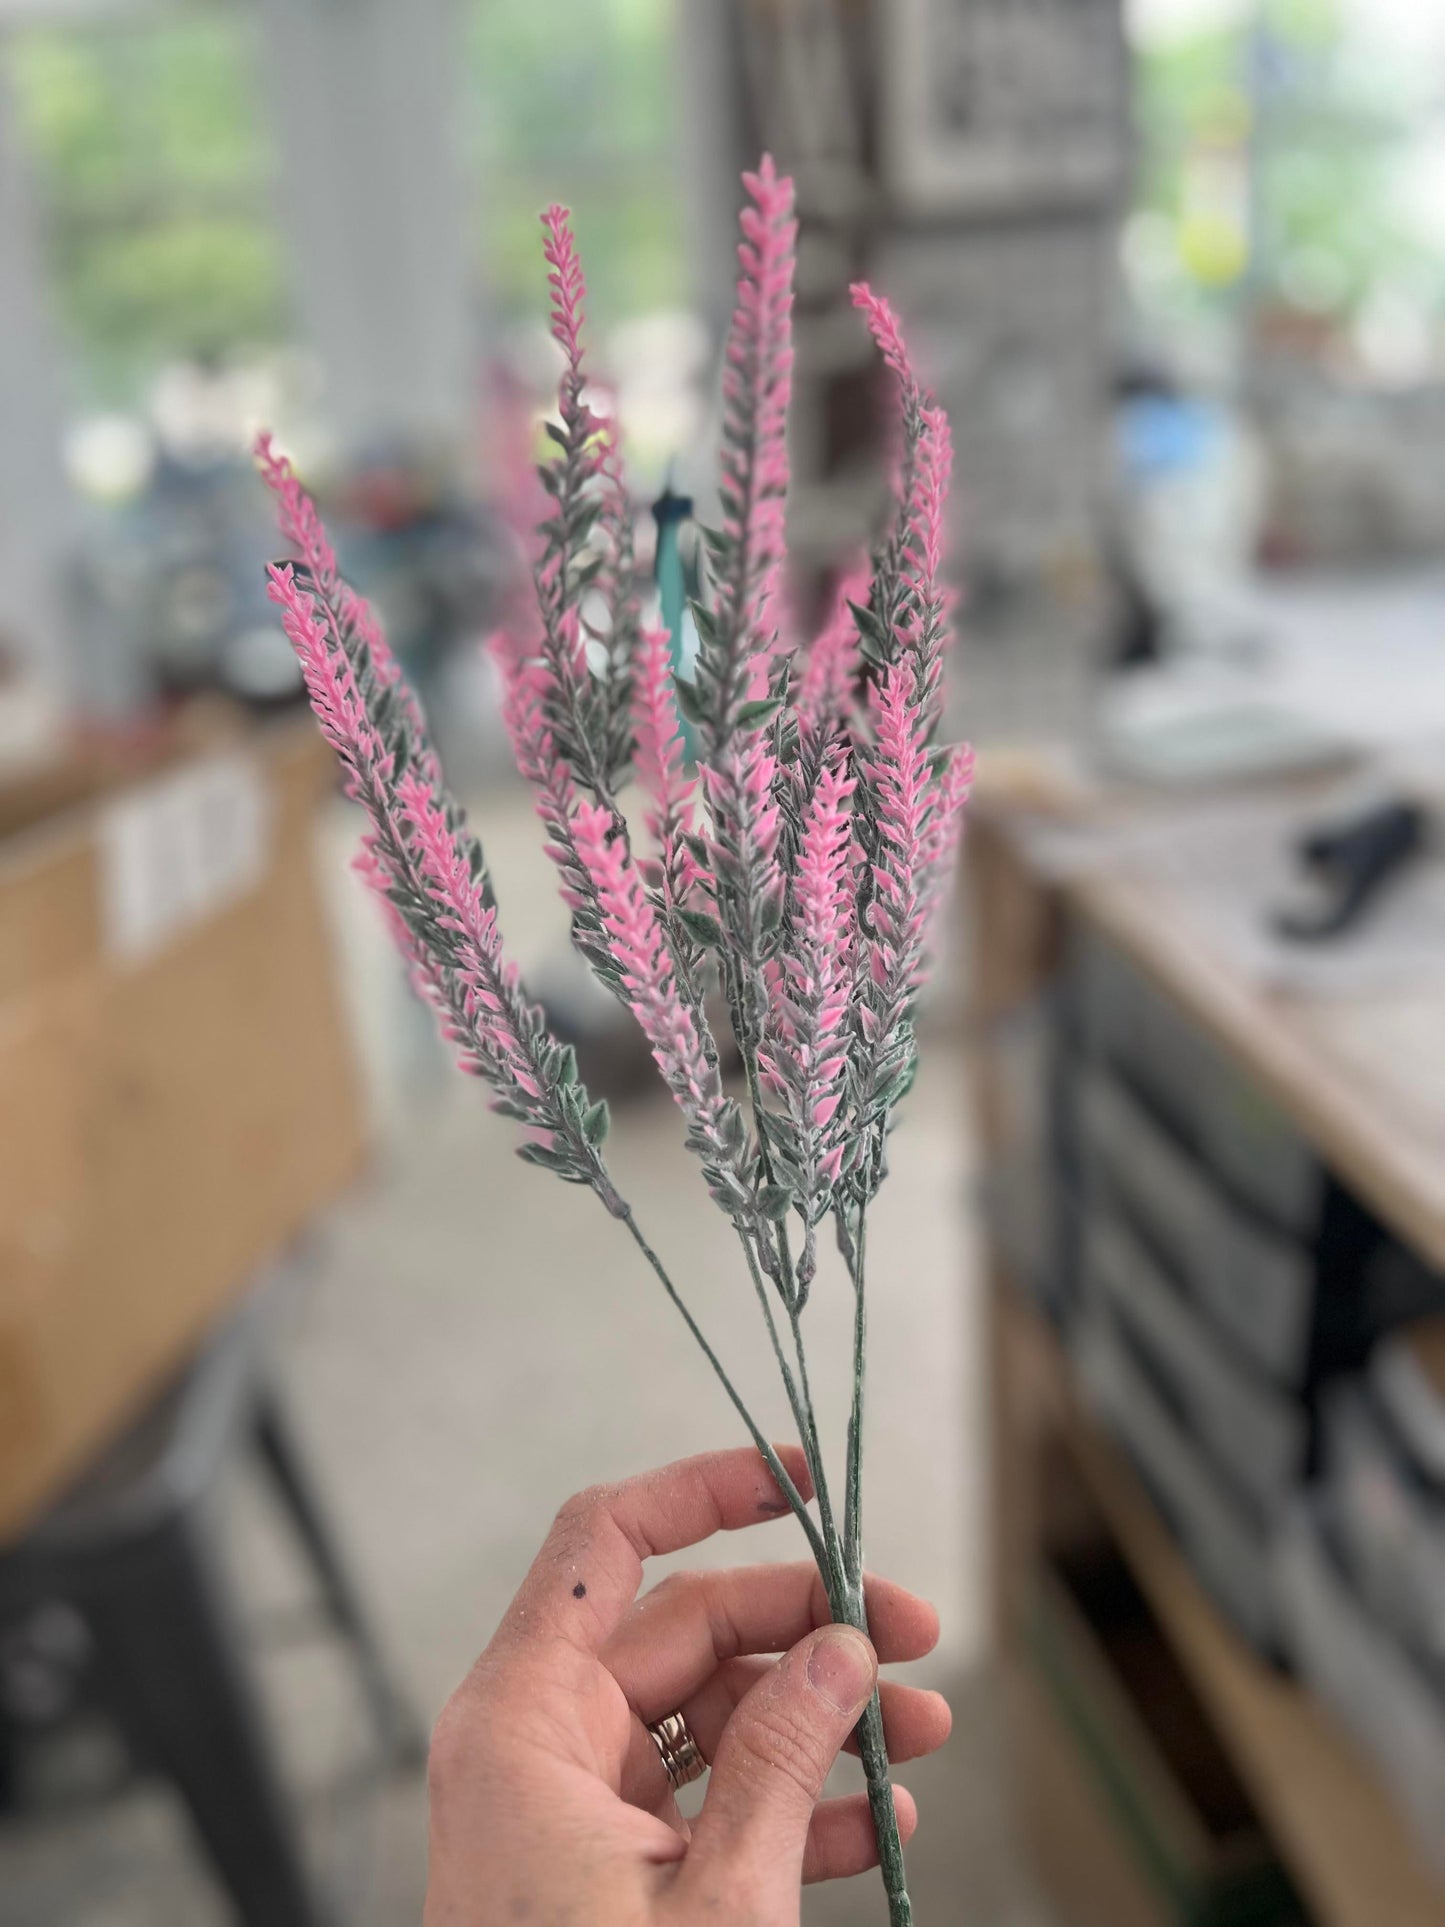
99, 752, 270, 964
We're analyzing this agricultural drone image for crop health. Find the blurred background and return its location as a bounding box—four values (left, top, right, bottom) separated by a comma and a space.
2, 1, 1445, 1923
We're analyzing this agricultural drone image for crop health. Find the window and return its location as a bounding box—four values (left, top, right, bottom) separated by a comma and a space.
1127, 0, 1445, 374
468, 0, 685, 335
8, 9, 285, 407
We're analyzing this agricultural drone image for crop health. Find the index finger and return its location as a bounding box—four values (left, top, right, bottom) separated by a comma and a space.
493, 1446, 814, 1666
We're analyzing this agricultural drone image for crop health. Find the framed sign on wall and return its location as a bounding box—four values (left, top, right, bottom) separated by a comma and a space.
881, 0, 1129, 216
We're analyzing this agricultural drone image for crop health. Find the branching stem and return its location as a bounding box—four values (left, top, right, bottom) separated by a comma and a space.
738, 1229, 815, 1468
844, 1199, 869, 1584
617, 1205, 828, 1573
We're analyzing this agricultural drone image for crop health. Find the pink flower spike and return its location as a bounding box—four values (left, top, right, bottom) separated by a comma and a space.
541, 203, 588, 387
698, 153, 797, 746
849, 282, 956, 719
849, 284, 913, 388
921, 739, 975, 915
493, 641, 606, 939
917, 405, 953, 587
701, 733, 783, 983
758, 750, 858, 1265
265, 563, 374, 780
254, 434, 434, 763
797, 562, 868, 736
255, 432, 337, 588
862, 660, 933, 1010
570, 800, 749, 1215
260, 466, 618, 1207
630, 621, 700, 907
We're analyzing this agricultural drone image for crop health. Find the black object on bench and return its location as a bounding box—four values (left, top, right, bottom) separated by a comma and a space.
0, 1300, 422, 1927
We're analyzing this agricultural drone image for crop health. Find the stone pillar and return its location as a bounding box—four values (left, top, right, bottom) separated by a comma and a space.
255, 0, 476, 462
674, 0, 751, 341
0, 51, 76, 691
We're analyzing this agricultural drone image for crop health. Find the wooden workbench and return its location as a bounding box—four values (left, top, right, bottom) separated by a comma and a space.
970, 760, 1445, 1927
0, 708, 365, 1542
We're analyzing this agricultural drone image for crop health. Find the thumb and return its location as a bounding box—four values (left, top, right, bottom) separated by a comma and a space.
683, 1624, 877, 1905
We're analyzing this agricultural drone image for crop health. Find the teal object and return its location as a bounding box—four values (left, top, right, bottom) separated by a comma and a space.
651, 479, 696, 759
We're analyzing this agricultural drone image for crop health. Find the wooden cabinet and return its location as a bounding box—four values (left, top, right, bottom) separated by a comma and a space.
970, 773, 1445, 1926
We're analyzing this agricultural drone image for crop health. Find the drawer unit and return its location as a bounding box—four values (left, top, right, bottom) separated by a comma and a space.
1067, 926, 1324, 1236
1325, 1382, 1445, 1689
1076, 1065, 1216, 1283
1076, 1303, 1278, 1654
1077, 1066, 1315, 1385
1275, 1502, 1445, 1884
1084, 1209, 1308, 1518
983, 1157, 1082, 1331
1373, 1306, 1445, 1481
1069, 924, 1217, 1146
1199, 1070, 1322, 1247
980, 992, 1083, 1329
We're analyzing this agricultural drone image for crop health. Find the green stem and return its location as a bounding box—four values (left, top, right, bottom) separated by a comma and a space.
738, 1230, 816, 1473
788, 1304, 842, 1559
612, 1101, 912, 1921
727, 954, 800, 1311
834, 1185, 911, 1923
728, 990, 842, 1551
849, 1663, 915, 1927
619, 1209, 828, 1573
844, 1202, 868, 1585
811, 1547, 912, 1927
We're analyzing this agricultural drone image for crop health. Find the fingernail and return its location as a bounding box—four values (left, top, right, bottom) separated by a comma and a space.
806, 1626, 876, 1715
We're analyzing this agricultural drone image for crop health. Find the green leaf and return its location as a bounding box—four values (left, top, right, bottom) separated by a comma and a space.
849, 600, 894, 665
758, 1182, 794, 1221
735, 696, 783, 730
582, 1099, 610, 1147
710, 844, 744, 886
673, 675, 709, 726
676, 906, 724, 949
689, 600, 720, 648
517, 1142, 579, 1175
490, 1098, 534, 1122
698, 524, 733, 562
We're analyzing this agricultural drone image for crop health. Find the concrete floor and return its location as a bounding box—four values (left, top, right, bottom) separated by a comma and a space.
0, 786, 1056, 1926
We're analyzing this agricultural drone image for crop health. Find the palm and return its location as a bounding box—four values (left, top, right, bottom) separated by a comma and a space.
425, 1450, 951, 1924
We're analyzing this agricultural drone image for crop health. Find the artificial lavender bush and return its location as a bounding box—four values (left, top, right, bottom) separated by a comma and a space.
259, 155, 970, 1925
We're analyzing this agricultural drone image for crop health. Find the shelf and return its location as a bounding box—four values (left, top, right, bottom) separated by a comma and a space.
1002, 1283, 1445, 1927
968, 767, 1445, 1275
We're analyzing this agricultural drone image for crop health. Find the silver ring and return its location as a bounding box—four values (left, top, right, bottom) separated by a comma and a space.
646, 1709, 707, 1791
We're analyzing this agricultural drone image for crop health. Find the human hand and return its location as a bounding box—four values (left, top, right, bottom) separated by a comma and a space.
424, 1446, 951, 1924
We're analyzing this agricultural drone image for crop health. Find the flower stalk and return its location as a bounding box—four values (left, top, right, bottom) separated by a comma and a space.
259, 158, 968, 1927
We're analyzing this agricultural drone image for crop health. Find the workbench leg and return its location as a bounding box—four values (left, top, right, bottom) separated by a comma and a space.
0, 1706, 17, 1813
253, 1383, 424, 1767
83, 1516, 334, 1927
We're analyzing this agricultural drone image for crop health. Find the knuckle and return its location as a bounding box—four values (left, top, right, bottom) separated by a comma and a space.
555, 1481, 608, 1528
648, 1567, 702, 1606
549, 1484, 614, 1562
